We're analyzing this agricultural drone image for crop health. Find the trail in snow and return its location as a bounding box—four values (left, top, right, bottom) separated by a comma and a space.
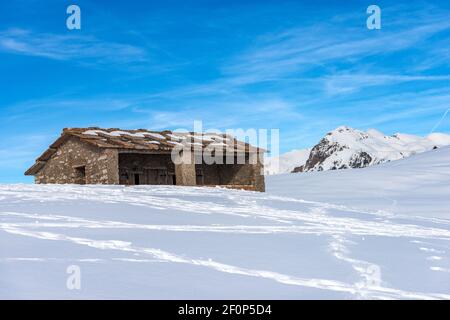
1, 222, 449, 300
1, 184, 450, 299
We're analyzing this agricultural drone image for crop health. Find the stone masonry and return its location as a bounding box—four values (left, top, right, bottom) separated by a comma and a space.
34, 136, 119, 184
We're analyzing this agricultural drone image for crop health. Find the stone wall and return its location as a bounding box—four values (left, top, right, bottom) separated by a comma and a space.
174, 151, 196, 186
195, 152, 265, 192
35, 137, 119, 184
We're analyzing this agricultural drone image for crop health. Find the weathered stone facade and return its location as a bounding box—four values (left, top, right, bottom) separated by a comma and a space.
26, 128, 265, 191
34, 137, 119, 184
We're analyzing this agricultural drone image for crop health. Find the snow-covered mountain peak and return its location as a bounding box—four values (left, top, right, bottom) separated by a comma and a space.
290, 126, 450, 173
366, 128, 385, 138
324, 126, 372, 144
265, 126, 450, 175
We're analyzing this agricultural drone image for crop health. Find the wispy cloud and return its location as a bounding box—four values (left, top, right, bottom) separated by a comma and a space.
0, 134, 52, 169
0, 28, 147, 65
327, 87, 450, 132
322, 74, 450, 95
1, 95, 137, 125
138, 97, 303, 131
1, 88, 303, 134
223, 9, 450, 84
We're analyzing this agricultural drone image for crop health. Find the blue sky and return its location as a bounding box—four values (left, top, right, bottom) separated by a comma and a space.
1, 0, 450, 183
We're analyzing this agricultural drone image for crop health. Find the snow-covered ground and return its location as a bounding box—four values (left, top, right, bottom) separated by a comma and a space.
268, 145, 450, 219
1, 148, 450, 299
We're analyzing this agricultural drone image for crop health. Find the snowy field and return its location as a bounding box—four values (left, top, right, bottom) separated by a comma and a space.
1, 148, 450, 299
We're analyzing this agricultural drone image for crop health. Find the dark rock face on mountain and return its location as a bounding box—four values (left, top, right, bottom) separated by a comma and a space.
349, 151, 372, 169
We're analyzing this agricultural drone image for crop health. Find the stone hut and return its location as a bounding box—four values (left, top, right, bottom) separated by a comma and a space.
25, 128, 265, 192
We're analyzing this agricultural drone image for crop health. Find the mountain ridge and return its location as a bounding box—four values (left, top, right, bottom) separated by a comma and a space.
265, 126, 450, 174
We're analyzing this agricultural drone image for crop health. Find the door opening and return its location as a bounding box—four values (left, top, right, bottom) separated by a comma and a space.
134, 174, 140, 185
196, 168, 204, 185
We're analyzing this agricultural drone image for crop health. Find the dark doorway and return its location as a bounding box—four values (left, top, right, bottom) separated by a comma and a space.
74, 166, 86, 185
196, 168, 204, 185
119, 153, 176, 186
134, 174, 140, 185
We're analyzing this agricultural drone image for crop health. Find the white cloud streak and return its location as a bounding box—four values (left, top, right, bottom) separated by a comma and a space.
223, 14, 450, 84
0, 28, 147, 64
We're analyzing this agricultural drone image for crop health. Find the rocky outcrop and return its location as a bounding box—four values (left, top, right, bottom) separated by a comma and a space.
348, 151, 372, 169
